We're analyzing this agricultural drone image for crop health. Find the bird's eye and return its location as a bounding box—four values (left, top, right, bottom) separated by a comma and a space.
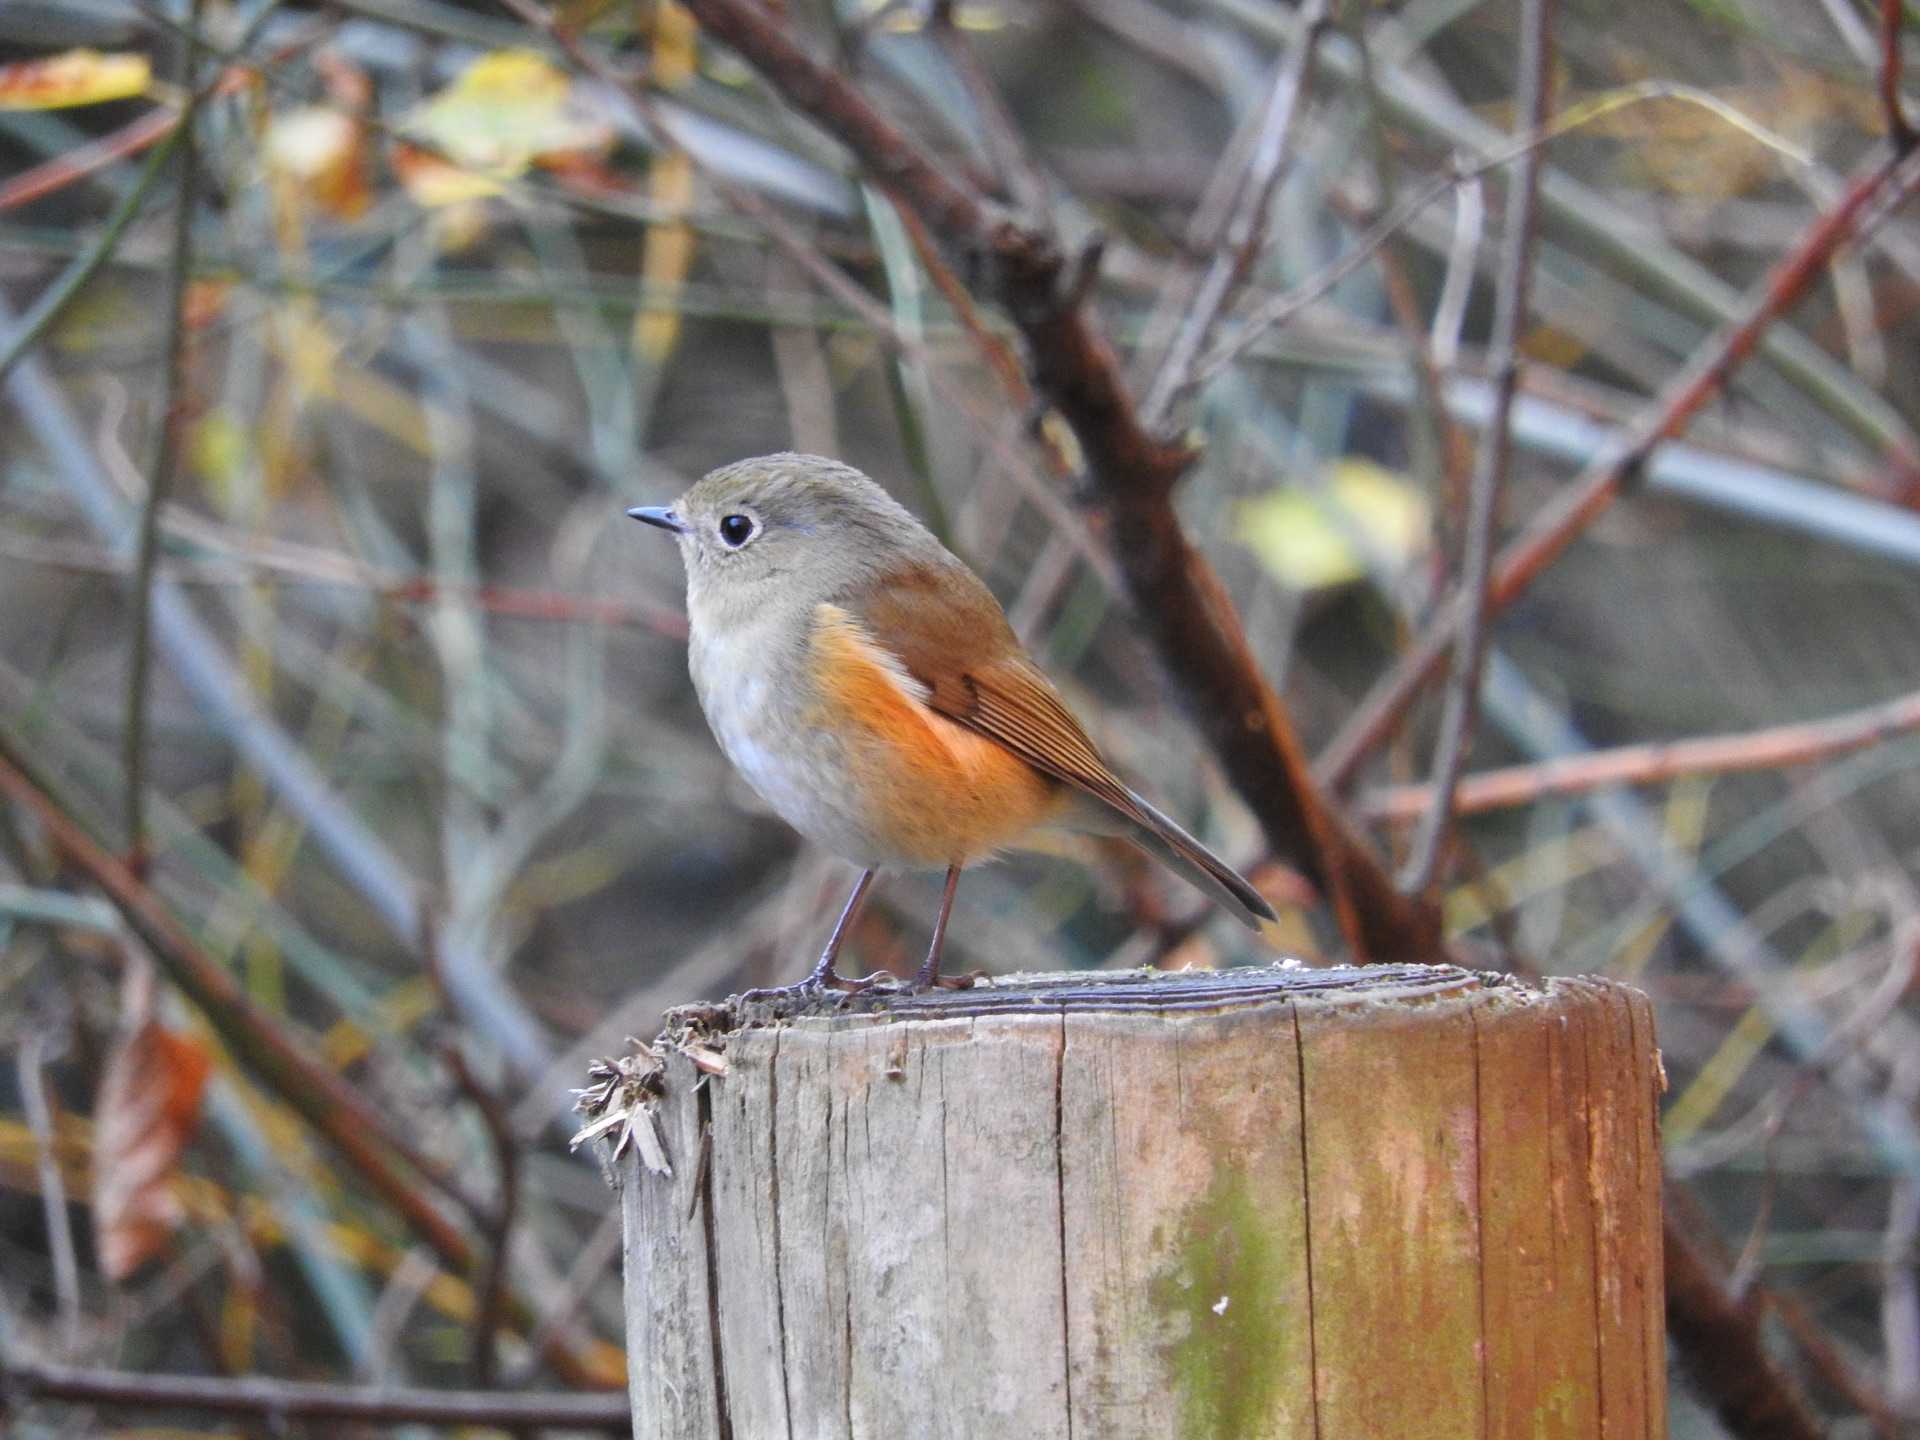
718, 513, 756, 548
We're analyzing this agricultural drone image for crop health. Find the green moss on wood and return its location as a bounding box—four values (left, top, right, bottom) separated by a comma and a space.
1152, 1163, 1301, 1438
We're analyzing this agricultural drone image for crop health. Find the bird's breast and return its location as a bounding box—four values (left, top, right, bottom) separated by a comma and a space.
687, 603, 1063, 868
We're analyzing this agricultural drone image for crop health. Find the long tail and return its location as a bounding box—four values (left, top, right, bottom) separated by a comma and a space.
1116, 787, 1281, 940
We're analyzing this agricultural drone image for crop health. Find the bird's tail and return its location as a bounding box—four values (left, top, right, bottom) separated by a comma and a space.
1116, 787, 1282, 943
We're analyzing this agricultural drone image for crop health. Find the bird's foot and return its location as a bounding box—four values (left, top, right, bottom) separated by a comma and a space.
736, 968, 892, 1005
908, 966, 982, 993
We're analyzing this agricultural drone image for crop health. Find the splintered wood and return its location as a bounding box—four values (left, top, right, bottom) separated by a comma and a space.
615, 965, 1664, 1439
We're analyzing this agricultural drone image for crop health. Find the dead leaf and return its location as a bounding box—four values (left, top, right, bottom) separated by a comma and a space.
263, 106, 372, 220
0, 50, 151, 110
92, 1020, 213, 1281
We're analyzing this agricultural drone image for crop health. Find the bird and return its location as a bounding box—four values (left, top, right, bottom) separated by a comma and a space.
629, 452, 1278, 993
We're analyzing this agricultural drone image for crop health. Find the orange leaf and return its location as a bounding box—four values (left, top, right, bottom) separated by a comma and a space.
92, 1021, 212, 1282
0, 50, 151, 110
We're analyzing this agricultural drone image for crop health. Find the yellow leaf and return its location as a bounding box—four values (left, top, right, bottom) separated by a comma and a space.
1236, 459, 1430, 591
191, 411, 248, 500
0, 49, 151, 110
398, 48, 610, 204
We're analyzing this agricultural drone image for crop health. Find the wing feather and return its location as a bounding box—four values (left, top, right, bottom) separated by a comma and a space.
842, 562, 1150, 827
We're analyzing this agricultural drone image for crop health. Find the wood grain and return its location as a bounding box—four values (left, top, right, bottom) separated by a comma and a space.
619, 965, 1664, 1438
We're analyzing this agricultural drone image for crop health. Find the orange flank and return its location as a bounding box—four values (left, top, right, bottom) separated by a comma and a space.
806, 604, 1065, 867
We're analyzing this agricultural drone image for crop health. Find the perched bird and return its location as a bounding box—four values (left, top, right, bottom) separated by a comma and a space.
630, 453, 1277, 992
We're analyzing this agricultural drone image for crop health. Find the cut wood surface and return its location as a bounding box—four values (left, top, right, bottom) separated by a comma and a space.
618, 964, 1664, 1439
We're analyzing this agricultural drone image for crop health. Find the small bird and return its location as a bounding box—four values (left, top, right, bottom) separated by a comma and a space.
631, 453, 1278, 992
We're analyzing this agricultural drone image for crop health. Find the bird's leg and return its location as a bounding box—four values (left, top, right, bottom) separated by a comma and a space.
739, 869, 879, 1001
911, 865, 973, 990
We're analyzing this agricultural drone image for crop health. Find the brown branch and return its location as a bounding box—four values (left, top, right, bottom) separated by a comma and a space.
1883, 0, 1916, 155
0, 735, 475, 1262
0, 105, 180, 216
0, 1359, 629, 1431
0, 738, 624, 1387
442, 1043, 520, 1390
1400, 0, 1556, 893
1362, 684, 1920, 821
1318, 141, 1920, 794
667, 0, 1438, 959
1663, 1182, 1834, 1440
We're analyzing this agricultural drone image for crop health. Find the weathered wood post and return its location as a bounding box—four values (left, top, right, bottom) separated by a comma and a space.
615, 964, 1664, 1438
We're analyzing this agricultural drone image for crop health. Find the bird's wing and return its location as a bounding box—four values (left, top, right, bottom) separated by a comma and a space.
842, 561, 1150, 827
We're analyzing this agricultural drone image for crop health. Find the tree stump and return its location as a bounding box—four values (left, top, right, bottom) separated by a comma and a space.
616, 964, 1664, 1439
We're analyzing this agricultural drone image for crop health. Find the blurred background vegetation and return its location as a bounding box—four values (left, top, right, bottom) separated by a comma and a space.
1, 0, 1918, 1433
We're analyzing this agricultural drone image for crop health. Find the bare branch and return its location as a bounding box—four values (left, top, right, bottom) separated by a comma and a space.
1363, 684, 1920, 820
1400, 0, 1556, 892
1882, 0, 1916, 154
0, 1359, 629, 1430
125, 0, 208, 867
1319, 141, 1920, 793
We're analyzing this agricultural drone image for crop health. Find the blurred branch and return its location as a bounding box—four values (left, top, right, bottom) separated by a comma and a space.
1882, 0, 1915, 155
442, 1046, 519, 1390
0, 735, 620, 1387
125, 0, 208, 867
0, 131, 183, 386
661, 0, 1437, 959
1401, 0, 1554, 893
1263, 5, 1920, 475
1138, 0, 1329, 428
1663, 1183, 1834, 1440
1364, 684, 1920, 821
927, 0, 1052, 223
0, 296, 557, 1080
0, 104, 179, 215
0, 1359, 630, 1431
0, 528, 688, 636
15, 1034, 82, 1357
0, 736, 474, 1262
1319, 140, 1920, 794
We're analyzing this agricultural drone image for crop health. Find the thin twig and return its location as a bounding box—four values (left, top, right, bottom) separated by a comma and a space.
0, 736, 621, 1388
0, 1359, 630, 1430
0, 105, 180, 216
928, 0, 1052, 223
1363, 683, 1920, 820
443, 1046, 520, 1390
1882, 0, 1916, 154
1399, 0, 1556, 893
0, 132, 184, 386
1318, 141, 1920, 793
125, 0, 208, 869
1139, 0, 1330, 428
16, 1033, 83, 1356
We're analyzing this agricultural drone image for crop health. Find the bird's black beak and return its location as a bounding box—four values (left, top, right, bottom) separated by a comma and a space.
627, 505, 688, 534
